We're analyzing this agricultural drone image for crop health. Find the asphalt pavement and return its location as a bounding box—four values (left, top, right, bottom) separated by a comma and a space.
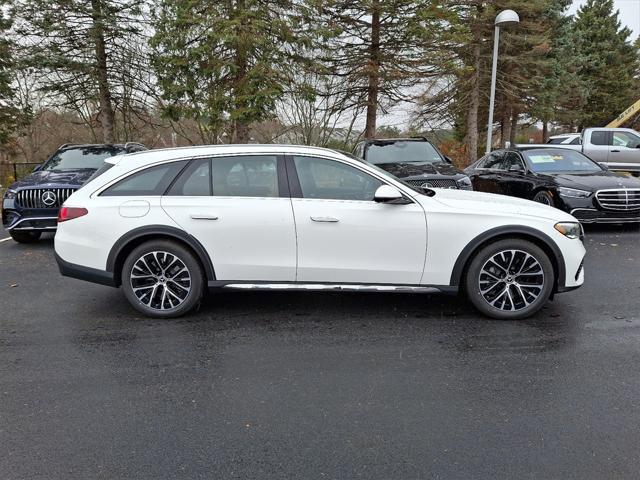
1, 226, 639, 479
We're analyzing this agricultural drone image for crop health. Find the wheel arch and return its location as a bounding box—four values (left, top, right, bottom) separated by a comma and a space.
106, 225, 216, 286
449, 225, 565, 292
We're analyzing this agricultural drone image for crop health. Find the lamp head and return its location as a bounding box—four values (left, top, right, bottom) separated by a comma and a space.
495, 10, 520, 27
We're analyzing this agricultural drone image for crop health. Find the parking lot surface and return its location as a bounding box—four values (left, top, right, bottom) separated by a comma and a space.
1, 226, 640, 479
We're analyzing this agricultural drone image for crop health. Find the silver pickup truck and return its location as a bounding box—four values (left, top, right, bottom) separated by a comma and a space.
519, 128, 640, 172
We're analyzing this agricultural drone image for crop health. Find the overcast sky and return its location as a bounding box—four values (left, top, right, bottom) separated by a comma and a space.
570, 0, 640, 40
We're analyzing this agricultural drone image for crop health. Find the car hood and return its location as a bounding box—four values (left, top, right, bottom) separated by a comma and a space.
9, 169, 96, 189
375, 161, 462, 178
537, 171, 640, 191
423, 188, 575, 222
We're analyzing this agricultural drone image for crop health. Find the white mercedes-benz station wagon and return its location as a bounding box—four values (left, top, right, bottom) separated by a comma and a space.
54, 145, 586, 320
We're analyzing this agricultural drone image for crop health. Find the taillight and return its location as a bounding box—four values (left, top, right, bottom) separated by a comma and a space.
58, 207, 88, 222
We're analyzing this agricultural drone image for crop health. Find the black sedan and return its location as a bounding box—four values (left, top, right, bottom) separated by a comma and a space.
465, 147, 640, 224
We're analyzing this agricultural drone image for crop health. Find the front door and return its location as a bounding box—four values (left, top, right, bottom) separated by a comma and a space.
288, 155, 427, 285
609, 130, 640, 168
161, 155, 296, 281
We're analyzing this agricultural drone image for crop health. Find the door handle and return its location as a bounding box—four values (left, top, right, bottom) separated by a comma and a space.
310, 216, 339, 223
190, 214, 219, 220
611, 150, 621, 153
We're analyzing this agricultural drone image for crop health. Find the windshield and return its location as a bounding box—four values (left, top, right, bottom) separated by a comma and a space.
365, 140, 443, 165
523, 149, 602, 173
42, 146, 121, 171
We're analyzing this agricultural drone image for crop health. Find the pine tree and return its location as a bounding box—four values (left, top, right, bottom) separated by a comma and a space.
307, 0, 454, 139
571, 0, 638, 127
0, 0, 17, 145
151, 0, 301, 144
12, 0, 146, 143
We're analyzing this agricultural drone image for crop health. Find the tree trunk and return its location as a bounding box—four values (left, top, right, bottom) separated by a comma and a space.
501, 104, 512, 148
510, 110, 518, 145
364, 0, 381, 139
231, 0, 250, 143
542, 121, 549, 142
90, 0, 115, 143
466, 40, 481, 164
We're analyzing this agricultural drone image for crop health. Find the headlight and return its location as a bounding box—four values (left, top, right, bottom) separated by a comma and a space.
456, 176, 473, 190
555, 222, 583, 239
558, 187, 591, 198
3, 189, 16, 200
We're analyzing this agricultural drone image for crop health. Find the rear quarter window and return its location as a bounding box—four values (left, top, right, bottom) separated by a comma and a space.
101, 161, 188, 196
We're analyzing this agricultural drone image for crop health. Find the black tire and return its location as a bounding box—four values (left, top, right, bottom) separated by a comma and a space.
10, 231, 42, 243
464, 239, 555, 320
121, 239, 205, 318
533, 190, 554, 207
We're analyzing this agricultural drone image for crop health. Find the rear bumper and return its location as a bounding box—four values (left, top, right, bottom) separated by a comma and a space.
55, 252, 116, 287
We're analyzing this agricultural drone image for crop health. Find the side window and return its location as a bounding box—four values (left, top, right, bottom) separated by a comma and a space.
479, 152, 505, 170
570, 137, 581, 145
166, 159, 211, 196
101, 161, 187, 196
293, 156, 383, 201
613, 132, 640, 148
590, 131, 609, 146
503, 152, 525, 171
211, 155, 278, 197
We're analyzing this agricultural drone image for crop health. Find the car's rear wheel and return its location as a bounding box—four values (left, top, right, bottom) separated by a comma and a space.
10, 231, 42, 243
533, 190, 554, 206
464, 239, 554, 320
121, 240, 204, 318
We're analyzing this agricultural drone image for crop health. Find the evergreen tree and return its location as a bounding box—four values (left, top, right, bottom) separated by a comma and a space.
0, 0, 17, 144
12, 0, 146, 143
572, 0, 637, 127
151, 0, 301, 144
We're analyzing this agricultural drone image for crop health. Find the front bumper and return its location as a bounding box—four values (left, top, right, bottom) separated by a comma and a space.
556, 195, 640, 224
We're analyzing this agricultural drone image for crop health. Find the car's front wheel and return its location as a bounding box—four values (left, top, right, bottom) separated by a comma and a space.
10, 231, 42, 243
464, 239, 554, 320
121, 240, 205, 318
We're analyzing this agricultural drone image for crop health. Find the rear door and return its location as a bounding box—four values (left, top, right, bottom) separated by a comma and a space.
161, 155, 297, 281
585, 130, 611, 163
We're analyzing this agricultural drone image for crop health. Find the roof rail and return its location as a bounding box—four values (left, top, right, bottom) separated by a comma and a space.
58, 143, 77, 150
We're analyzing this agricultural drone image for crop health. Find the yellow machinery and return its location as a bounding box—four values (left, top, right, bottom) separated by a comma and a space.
606, 98, 640, 128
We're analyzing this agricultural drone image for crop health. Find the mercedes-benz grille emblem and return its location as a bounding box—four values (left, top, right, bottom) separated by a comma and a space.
421, 182, 434, 188
41, 190, 57, 207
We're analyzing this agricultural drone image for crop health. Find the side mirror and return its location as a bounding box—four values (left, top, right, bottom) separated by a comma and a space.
374, 185, 410, 204
598, 162, 609, 170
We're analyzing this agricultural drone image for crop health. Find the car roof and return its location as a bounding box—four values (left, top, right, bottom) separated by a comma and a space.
110, 144, 347, 169
362, 137, 431, 144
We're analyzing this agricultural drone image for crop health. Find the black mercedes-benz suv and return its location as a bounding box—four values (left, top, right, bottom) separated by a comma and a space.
353, 137, 473, 190
2, 142, 147, 243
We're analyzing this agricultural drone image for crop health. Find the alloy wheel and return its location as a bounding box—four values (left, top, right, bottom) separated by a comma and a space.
129, 251, 192, 311
478, 249, 545, 311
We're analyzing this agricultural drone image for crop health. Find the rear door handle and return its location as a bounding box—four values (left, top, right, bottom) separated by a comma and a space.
190, 214, 219, 220
310, 216, 339, 223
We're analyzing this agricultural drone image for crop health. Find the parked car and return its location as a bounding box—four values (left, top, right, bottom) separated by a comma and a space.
54, 145, 585, 320
2, 142, 147, 243
353, 137, 473, 190
519, 128, 640, 172
547, 134, 581, 145
465, 147, 640, 224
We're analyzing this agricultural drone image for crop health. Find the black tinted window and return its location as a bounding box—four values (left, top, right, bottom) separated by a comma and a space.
591, 131, 609, 146
479, 152, 505, 169
101, 161, 187, 196
212, 156, 278, 197
167, 159, 211, 196
294, 156, 383, 201
503, 152, 524, 171
547, 138, 565, 144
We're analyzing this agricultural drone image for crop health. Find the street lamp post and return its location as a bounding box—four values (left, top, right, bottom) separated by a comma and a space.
485, 9, 520, 155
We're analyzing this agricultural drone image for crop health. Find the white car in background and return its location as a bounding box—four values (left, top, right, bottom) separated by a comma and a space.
54, 145, 586, 320
547, 134, 581, 145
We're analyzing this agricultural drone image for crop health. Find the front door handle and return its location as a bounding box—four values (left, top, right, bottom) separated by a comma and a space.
310, 216, 339, 223
190, 214, 219, 220
611, 150, 621, 153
